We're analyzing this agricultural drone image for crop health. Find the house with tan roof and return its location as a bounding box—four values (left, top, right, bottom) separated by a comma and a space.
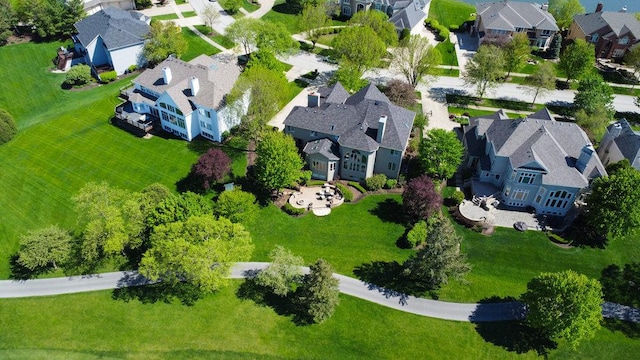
473, 1, 559, 50
463, 109, 606, 216
116, 54, 247, 142
283, 83, 415, 181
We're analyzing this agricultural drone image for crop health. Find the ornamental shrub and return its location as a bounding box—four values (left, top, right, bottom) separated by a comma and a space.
365, 174, 387, 191
336, 183, 353, 202
100, 71, 117, 83
283, 202, 305, 216
450, 190, 464, 205
65, 64, 92, 87
385, 179, 397, 189
0, 109, 18, 145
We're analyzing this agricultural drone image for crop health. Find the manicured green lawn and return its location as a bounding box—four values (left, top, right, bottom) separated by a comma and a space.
247, 195, 409, 275
181, 27, 221, 61
242, 0, 260, 12
435, 40, 458, 66
181, 11, 197, 18
448, 106, 521, 119
262, 1, 304, 34
152, 13, 179, 21
428, 0, 476, 28
194, 25, 237, 49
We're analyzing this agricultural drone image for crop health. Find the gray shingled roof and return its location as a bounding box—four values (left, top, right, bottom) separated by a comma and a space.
464, 110, 606, 188
389, 1, 427, 30
284, 83, 415, 152
573, 11, 640, 39
477, 1, 559, 32
303, 138, 340, 160
608, 119, 640, 163
74, 7, 150, 50
133, 54, 241, 114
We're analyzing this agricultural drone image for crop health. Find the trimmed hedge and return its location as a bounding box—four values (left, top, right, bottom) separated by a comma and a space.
283, 202, 305, 216
385, 179, 397, 189
348, 181, 367, 193
548, 232, 571, 245
336, 183, 353, 202
365, 174, 387, 191
100, 71, 117, 83
450, 190, 464, 205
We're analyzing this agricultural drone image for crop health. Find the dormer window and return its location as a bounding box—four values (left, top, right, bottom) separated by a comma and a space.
619, 37, 629, 45
590, 33, 599, 43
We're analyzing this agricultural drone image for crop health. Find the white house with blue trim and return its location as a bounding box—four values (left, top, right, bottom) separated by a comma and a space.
463, 109, 607, 216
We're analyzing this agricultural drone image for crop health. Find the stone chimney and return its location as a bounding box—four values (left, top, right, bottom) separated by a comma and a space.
609, 122, 623, 139
541, 3, 548, 12
595, 2, 603, 12
162, 67, 172, 84
377, 115, 387, 143
189, 76, 199, 96
576, 144, 595, 173
308, 92, 320, 108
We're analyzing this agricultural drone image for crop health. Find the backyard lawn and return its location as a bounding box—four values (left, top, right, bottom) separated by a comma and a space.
428, 0, 476, 28
181, 27, 221, 61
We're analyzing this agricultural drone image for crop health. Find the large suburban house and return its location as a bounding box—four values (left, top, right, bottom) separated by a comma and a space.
339, 0, 428, 32
473, 1, 559, 50
567, 3, 640, 59
463, 109, 607, 217
83, 0, 135, 15
598, 119, 640, 170
116, 54, 247, 142
283, 83, 415, 181
72, 7, 150, 77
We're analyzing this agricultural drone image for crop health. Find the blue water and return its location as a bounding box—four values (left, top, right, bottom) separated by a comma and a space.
461, 0, 639, 13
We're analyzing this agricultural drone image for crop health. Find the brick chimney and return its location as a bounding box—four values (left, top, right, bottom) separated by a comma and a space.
595, 2, 603, 12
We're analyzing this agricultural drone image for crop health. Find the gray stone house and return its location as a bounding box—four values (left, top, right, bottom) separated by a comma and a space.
474, 1, 559, 50
463, 109, 606, 216
283, 83, 415, 181
598, 119, 640, 170
339, 0, 428, 32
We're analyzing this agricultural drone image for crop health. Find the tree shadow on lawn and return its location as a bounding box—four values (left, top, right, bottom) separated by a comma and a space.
353, 261, 429, 300
272, 3, 300, 14
112, 276, 205, 306
9, 254, 46, 280
472, 296, 556, 357
235, 278, 311, 326
368, 198, 405, 224
603, 319, 640, 339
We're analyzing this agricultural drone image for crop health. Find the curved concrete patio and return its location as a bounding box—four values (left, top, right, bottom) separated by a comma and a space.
288, 184, 344, 216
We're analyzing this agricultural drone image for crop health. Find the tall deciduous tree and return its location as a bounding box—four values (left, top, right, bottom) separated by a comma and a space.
17, 225, 72, 271
524, 62, 556, 105
256, 246, 305, 296
402, 218, 471, 293
392, 34, 442, 87
418, 129, 464, 179
573, 72, 614, 116
383, 79, 418, 108
623, 45, 640, 87
548, 0, 585, 29
349, 9, 398, 47
330, 64, 368, 93
585, 167, 640, 238
502, 32, 531, 78
143, 21, 188, 65
213, 189, 259, 224
600, 262, 640, 308
140, 215, 254, 292
522, 270, 602, 348
220, 0, 242, 14
147, 191, 213, 228
225, 17, 260, 55
299, 4, 330, 49
298, 258, 340, 324
202, 5, 221, 33
402, 175, 442, 225
332, 26, 387, 72
0, 0, 16, 45
558, 39, 595, 83
192, 148, 231, 191
0, 109, 17, 144
256, 21, 297, 55
463, 44, 505, 97
254, 131, 303, 193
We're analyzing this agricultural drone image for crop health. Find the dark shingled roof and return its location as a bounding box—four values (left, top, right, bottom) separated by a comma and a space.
389, 1, 427, 31
464, 109, 606, 188
573, 11, 640, 39
74, 7, 150, 50
608, 119, 640, 164
303, 138, 340, 160
284, 83, 415, 152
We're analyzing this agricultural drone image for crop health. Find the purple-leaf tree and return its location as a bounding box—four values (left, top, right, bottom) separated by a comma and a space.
192, 148, 231, 190
402, 175, 442, 225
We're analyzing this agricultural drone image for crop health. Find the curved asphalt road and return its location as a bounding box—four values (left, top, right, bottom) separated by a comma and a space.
1, 262, 638, 323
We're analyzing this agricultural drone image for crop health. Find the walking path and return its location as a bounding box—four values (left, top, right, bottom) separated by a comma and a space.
1, 263, 639, 323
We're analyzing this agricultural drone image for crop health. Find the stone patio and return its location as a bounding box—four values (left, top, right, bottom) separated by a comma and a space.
458, 200, 543, 230
288, 184, 345, 216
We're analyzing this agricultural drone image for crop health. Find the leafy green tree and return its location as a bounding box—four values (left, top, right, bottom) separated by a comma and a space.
402, 218, 471, 293
558, 39, 595, 83
298, 259, 340, 324
202, 4, 221, 32
392, 34, 442, 87
349, 9, 397, 47
600, 262, 640, 308
524, 62, 556, 105
143, 21, 188, 65
0, 109, 17, 145
220, 0, 242, 14
213, 189, 259, 224
246, 49, 285, 72
573, 72, 614, 116
300, 4, 330, 49
140, 215, 253, 292
502, 32, 531, 78
256, 21, 297, 55
64, 64, 92, 87
330, 64, 368, 93
463, 44, 505, 97
549, 32, 562, 59
17, 225, 72, 271
61, 0, 85, 36
574, 107, 612, 141
605, 159, 631, 175
418, 129, 464, 179
585, 167, 640, 238
256, 246, 305, 296
623, 45, 640, 87
0, 0, 16, 45
522, 270, 602, 348
254, 131, 303, 194
548, 0, 585, 29
332, 26, 387, 72
147, 191, 213, 227
225, 17, 260, 55
406, 220, 427, 248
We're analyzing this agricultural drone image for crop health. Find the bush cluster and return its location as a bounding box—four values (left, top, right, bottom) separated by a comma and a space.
406, 220, 427, 248
100, 71, 117, 83
385, 179, 397, 189
365, 174, 387, 191
0, 109, 18, 145
335, 183, 353, 202
283, 202, 305, 216
425, 19, 450, 41
449, 190, 465, 205
348, 181, 367, 193
64, 64, 92, 87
